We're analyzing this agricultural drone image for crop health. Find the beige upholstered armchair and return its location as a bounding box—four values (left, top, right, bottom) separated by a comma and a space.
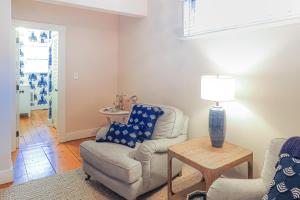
80, 104, 189, 200
207, 138, 286, 200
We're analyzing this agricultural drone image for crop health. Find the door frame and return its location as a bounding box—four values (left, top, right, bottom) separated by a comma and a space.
13, 20, 66, 143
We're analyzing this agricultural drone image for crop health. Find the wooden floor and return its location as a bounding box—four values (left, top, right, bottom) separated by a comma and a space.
0, 110, 203, 199
0, 110, 94, 189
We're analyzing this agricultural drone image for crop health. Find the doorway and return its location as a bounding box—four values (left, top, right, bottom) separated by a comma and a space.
11, 21, 66, 183
16, 26, 59, 146
13, 20, 66, 151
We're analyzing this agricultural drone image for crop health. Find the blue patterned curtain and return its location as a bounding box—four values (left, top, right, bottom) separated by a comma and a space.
18, 28, 54, 119
48, 31, 53, 120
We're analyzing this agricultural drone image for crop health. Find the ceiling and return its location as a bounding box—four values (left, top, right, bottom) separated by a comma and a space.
37, 0, 148, 17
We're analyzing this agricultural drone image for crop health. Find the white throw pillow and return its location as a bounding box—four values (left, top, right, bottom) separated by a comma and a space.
146, 104, 184, 139
95, 126, 109, 141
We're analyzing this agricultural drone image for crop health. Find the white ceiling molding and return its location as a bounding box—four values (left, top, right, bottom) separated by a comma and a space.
37, 0, 147, 17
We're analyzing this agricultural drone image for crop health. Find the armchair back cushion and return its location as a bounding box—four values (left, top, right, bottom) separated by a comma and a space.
145, 104, 184, 139
261, 138, 286, 187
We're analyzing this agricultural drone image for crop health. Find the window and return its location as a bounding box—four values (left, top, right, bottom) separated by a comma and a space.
17, 28, 51, 73
22, 44, 49, 73
183, 0, 300, 37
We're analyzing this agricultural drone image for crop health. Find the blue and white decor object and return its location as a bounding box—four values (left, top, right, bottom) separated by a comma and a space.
208, 106, 226, 148
20, 49, 24, 57
29, 32, 37, 42
201, 75, 235, 148
37, 74, 48, 88
40, 32, 48, 43
96, 122, 140, 148
26, 73, 49, 106
263, 137, 300, 200
128, 104, 164, 142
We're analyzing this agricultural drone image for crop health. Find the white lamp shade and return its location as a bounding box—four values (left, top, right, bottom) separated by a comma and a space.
201, 75, 235, 102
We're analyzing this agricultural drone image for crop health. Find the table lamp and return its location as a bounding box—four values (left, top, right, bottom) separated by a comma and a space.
201, 75, 235, 148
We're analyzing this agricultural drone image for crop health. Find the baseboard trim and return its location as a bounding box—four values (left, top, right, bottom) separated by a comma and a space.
61, 127, 100, 143
31, 106, 48, 110
0, 166, 13, 185
45, 119, 53, 127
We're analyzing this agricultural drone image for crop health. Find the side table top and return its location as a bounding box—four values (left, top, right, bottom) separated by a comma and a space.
99, 107, 130, 116
168, 137, 253, 171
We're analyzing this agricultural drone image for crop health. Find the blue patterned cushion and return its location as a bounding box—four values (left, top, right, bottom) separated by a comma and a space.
128, 104, 164, 142
96, 122, 140, 148
262, 153, 300, 200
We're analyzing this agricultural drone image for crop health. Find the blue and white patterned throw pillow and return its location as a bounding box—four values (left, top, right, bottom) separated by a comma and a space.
262, 153, 300, 200
96, 122, 140, 148
128, 104, 164, 142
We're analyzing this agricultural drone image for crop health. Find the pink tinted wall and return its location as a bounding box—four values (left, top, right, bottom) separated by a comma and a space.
12, 0, 119, 133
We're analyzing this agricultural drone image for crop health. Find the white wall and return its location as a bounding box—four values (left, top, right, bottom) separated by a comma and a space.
38, 0, 147, 17
0, 0, 14, 184
119, 0, 300, 176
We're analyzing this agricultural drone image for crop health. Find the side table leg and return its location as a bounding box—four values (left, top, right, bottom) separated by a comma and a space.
248, 157, 254, 179
106, 117, 112, 125
204, 171, 220, 192
168, 153, 174, 200
122, 116, 127, 123
204, 173, 213, 192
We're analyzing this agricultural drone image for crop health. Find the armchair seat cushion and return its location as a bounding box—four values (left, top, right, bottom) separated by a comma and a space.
80, 141, 142, 184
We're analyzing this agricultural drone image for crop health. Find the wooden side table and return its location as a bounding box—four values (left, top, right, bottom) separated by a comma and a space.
99, 107, 130, 125
168, 137, 253, 200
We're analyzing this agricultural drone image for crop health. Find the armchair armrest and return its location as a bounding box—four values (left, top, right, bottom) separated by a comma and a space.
134, 134, 187, 162
134, 134, 187, 189
207, 178, 267, 200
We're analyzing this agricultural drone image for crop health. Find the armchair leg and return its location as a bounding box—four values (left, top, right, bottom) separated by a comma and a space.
85, 174, 91, 181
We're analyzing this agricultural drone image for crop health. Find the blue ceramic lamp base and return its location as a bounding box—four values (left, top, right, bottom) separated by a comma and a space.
209, 106, 226, 148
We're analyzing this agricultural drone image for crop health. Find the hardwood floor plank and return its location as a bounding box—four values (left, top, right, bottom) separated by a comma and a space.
64, 137, 95, 161
13, 151, 29, 184
21, 147, 56, 180
0, 110, 93, 189
38, 127, 57, 145
18, 136, 27, 150
42, 143, 81, 173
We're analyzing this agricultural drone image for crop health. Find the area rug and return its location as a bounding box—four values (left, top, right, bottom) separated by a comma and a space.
0, 169, 170, 200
